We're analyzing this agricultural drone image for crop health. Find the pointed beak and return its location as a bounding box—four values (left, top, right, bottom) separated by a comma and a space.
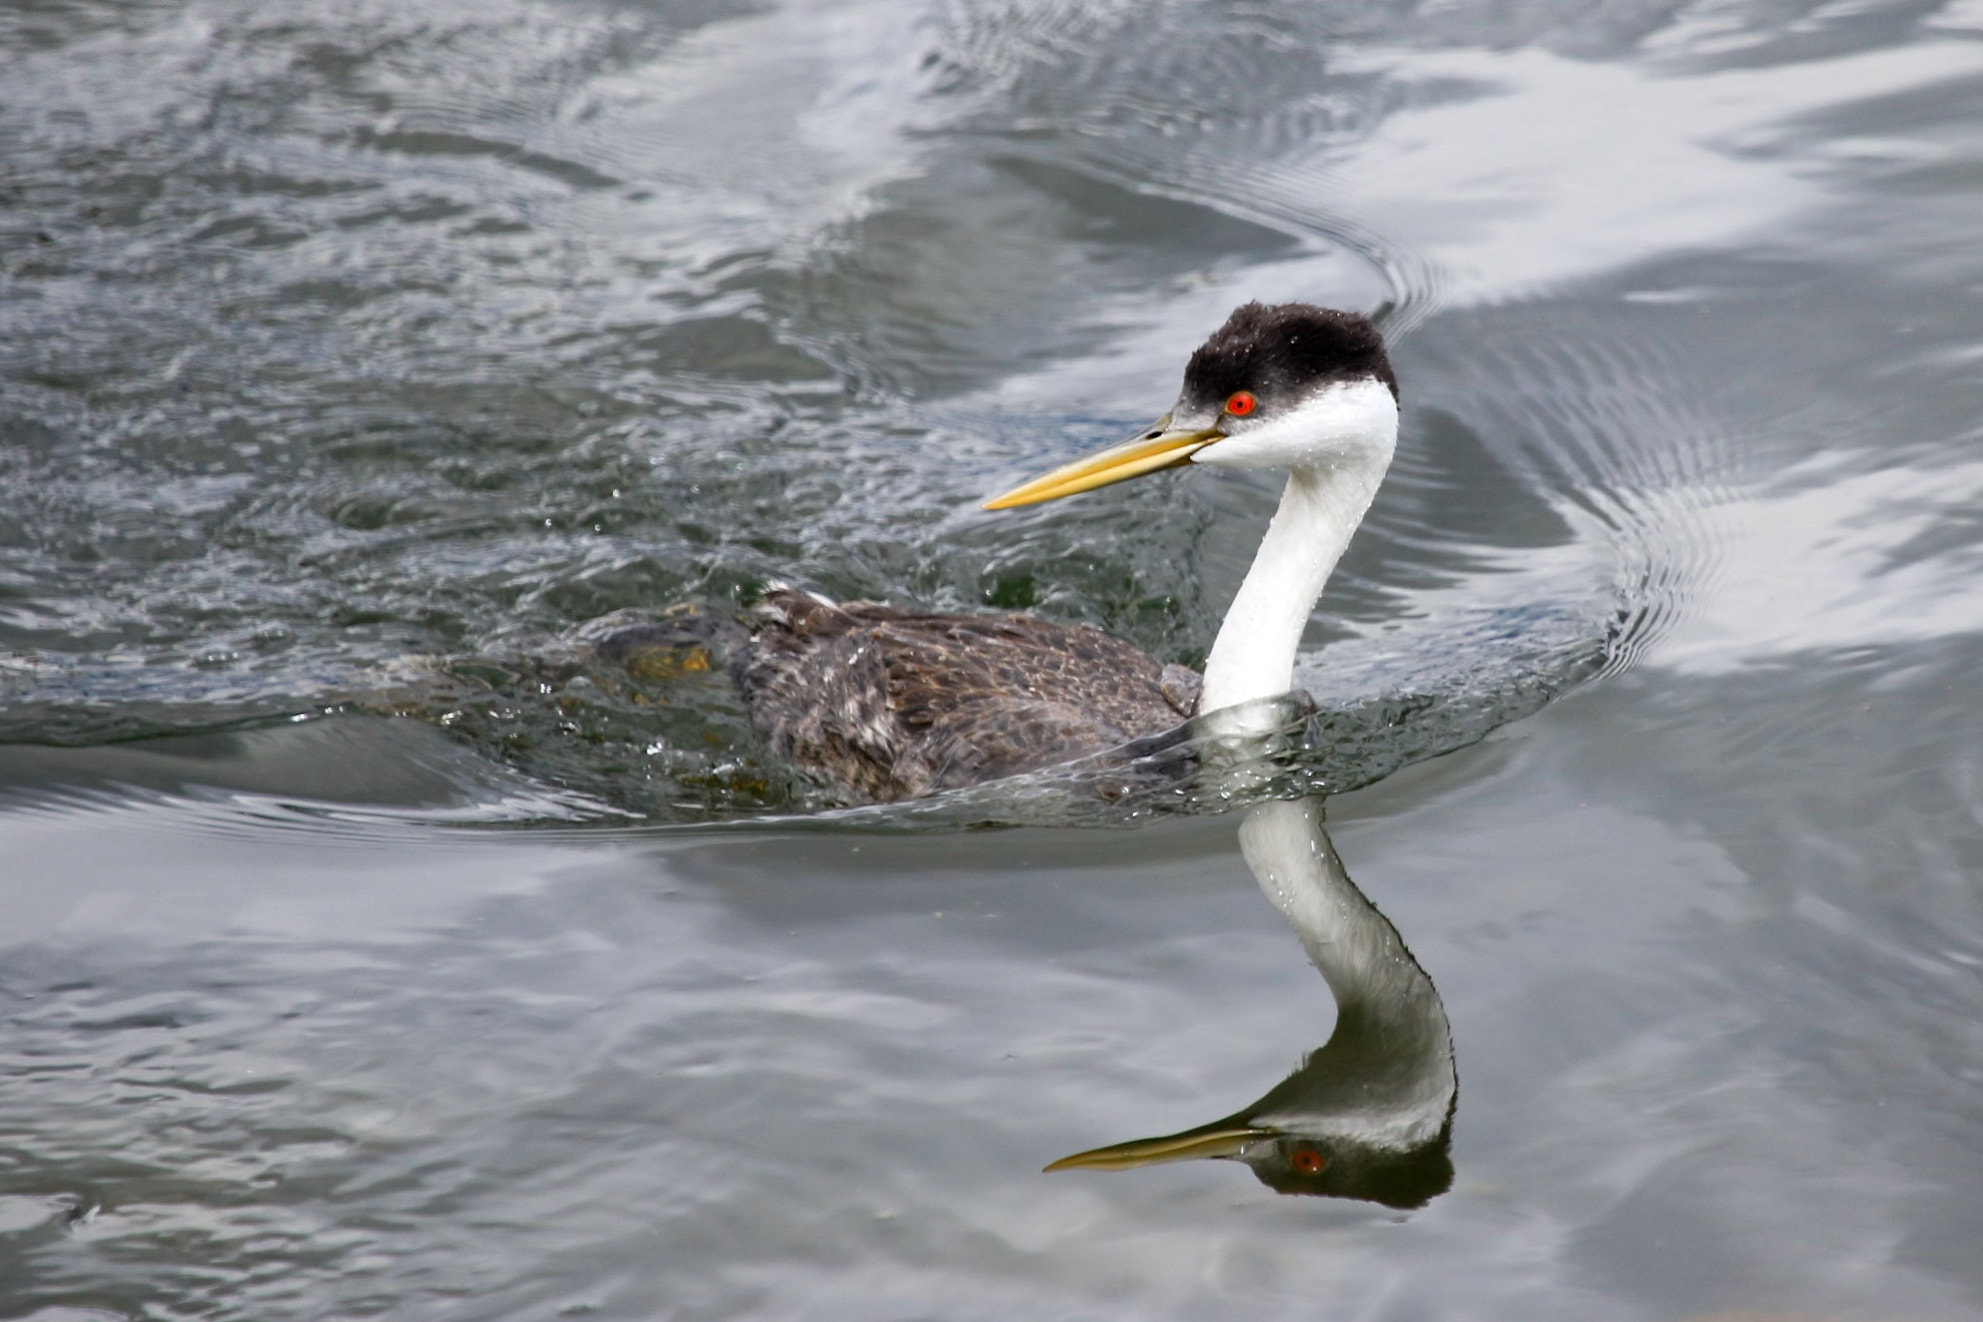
1044, 1122, 1274, 1172
983, 421, 1223, 510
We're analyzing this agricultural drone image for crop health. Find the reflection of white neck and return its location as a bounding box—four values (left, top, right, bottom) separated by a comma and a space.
1196, 382, 1396, 717
1239, 798, 1452, 1147
1239, 799, 1435, 1024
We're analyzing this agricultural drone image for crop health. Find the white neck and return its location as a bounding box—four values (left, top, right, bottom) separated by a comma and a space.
1198, 454, 1388, 714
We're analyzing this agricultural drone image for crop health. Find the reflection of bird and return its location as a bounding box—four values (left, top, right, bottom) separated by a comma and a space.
598, 303, 1398, 800
1048, 798, 1455, 1206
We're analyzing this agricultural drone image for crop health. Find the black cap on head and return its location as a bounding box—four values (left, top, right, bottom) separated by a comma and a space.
1181, 302, 1397, 412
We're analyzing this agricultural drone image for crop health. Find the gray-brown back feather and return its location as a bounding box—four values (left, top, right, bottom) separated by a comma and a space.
736, 588, 1199, 801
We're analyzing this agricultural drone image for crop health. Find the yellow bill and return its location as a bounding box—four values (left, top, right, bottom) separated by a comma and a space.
983, 424, 1222, 510
1044, 1123, 1272, 1172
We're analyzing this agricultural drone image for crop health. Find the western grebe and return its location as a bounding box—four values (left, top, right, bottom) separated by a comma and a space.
596, 302, 1398, 800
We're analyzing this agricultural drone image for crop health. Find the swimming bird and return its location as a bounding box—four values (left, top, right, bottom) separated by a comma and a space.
1046, 797, 1455, 1206
594, 302, 1398, 801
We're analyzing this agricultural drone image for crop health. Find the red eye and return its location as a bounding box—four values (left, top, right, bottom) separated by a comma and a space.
1225, 391, 1257, 417
1291, 1147, 1327, 1175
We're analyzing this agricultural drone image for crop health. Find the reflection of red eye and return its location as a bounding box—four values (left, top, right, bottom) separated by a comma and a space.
1291, 1147, 1327, 1175
1225, 391, 1257, 417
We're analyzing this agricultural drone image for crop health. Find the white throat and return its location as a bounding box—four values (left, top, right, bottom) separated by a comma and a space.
1197, 381, 1397, 714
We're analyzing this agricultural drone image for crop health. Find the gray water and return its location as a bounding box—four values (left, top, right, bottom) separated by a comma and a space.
5, 0, 1983, 1315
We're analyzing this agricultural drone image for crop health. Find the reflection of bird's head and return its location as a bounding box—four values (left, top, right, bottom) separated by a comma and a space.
1045, 1100, 1454, 1209
1243, 1131, 1454, 1208
1047, 1020, 1457, 1209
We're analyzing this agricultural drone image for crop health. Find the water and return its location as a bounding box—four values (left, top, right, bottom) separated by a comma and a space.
4, 0, 1983, 1315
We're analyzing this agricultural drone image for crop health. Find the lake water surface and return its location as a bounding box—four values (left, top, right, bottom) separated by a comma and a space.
5, 0, 1983, 1317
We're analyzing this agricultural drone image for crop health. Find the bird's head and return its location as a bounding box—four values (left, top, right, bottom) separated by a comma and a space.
1044, 1112, 1453, 1208
985, 302, 1399, 510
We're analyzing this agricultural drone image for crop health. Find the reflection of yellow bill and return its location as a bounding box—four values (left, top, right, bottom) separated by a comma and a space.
1045, 1123, 1272, 1172
984, 426, 1222, 510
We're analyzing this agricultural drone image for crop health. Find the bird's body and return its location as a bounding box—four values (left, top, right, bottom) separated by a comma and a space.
596, 301, 1400, 801
734, 589, 1201, 801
